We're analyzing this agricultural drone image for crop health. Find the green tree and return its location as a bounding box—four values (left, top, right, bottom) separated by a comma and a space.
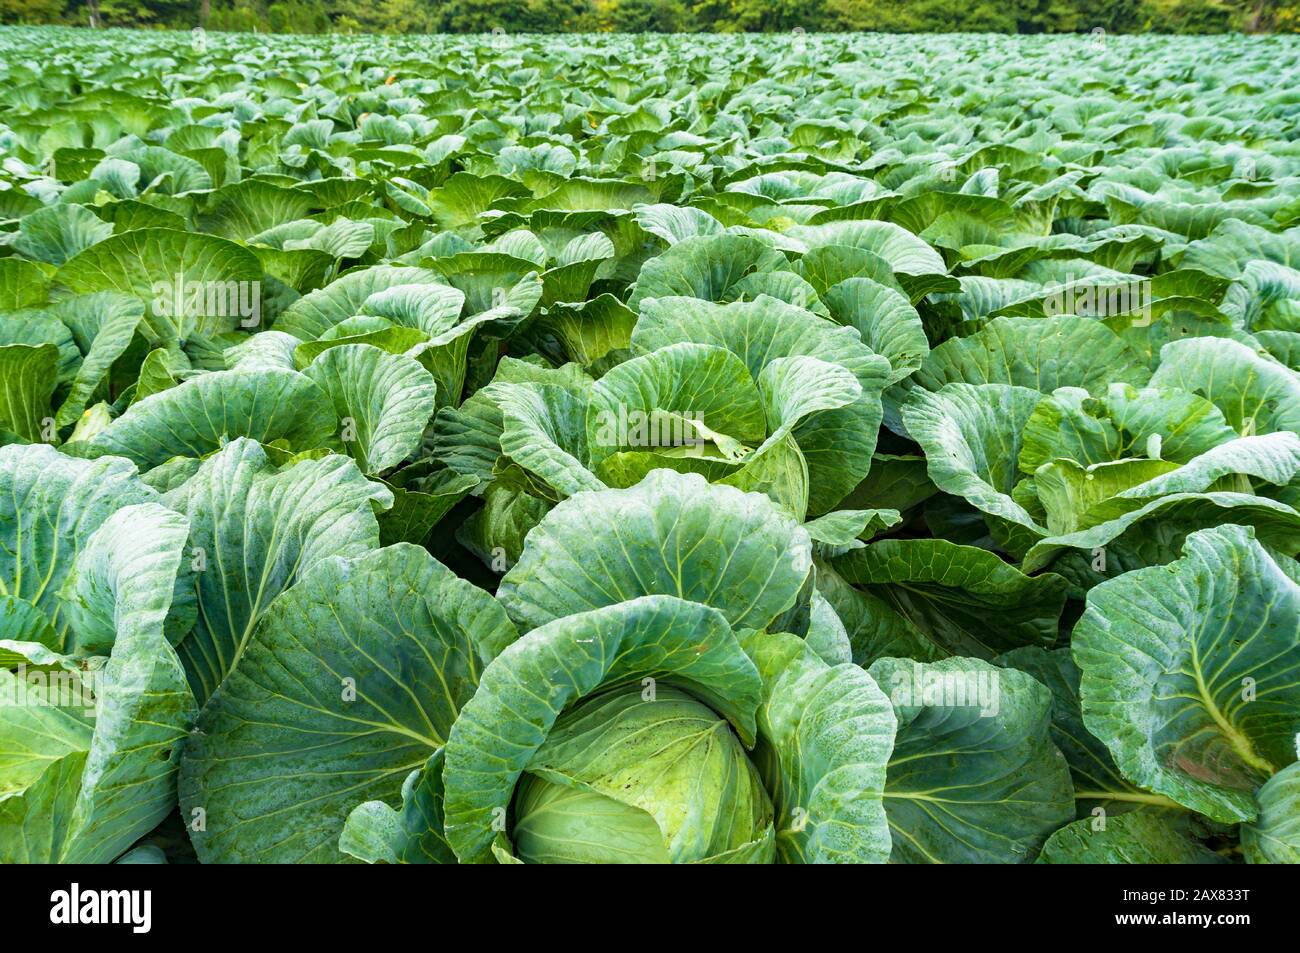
0, 0, 68, 24
693, 0, 831, 31
435, 0, 596, 31
606, 0, 693, 31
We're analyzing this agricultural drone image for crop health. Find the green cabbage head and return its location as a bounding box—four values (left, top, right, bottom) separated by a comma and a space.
512, 686, 774, 864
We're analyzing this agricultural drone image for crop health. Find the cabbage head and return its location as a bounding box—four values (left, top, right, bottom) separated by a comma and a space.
512, 686, 774, 864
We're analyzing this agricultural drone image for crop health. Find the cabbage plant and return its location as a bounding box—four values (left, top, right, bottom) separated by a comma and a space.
334, 472, 900, 865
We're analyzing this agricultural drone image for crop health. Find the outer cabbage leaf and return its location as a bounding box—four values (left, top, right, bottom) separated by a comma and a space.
741, 630, 896, 863
0, 503, 195, 863
869, 656, 1075, 863
497, 469, 812, 634
1037, 812, 1226, 864
87, 368, 338, 469
162, 438, 393, 703
179, 544, 517, 863
833, 539, 1069, 658
1243, 761, 1300, 864
1072, 525, 1300, 823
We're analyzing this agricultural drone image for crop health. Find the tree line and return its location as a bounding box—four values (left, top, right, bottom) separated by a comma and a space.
2, 0, 1295, 37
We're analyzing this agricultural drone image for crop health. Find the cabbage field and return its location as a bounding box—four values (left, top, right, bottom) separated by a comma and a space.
1, 26, 1298, 865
